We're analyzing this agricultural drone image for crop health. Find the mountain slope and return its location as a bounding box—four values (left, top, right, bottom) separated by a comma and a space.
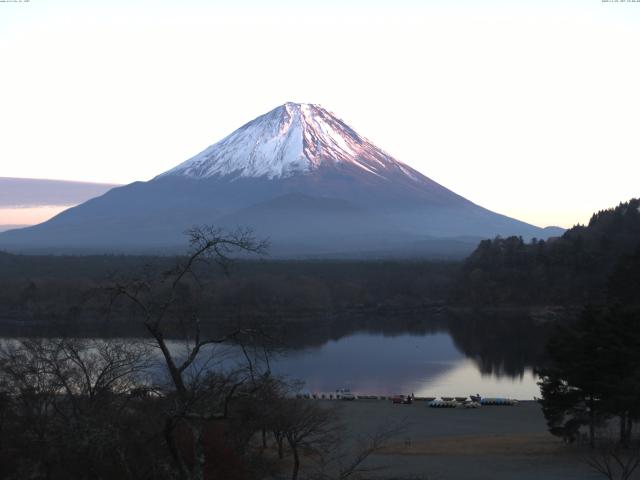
0, 225, 28, 233
0, 177, 119, 235
0, 103, 559, 256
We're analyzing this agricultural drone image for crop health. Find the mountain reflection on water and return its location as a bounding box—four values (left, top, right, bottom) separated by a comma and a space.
242, 312, 551, 399
0, 311, 551, 400
272, 312, 545, 399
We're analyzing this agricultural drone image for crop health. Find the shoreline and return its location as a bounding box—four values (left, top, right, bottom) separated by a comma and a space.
335, 400, 597, 480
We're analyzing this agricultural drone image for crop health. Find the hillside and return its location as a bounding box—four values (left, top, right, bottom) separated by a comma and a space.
456, 198, 640, 305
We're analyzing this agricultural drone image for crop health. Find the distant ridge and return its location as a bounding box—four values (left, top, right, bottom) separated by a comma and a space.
0, 225, 28, 233
0, 177, 119, 208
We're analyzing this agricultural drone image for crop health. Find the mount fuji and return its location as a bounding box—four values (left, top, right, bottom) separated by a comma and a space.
0, 103, 562, 257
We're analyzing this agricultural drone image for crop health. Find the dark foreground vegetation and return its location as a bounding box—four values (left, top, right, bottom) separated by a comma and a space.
0, 337, 406, 480
538, 247, 640, 437
534, 211, 640, 479
0, 228, 404, 480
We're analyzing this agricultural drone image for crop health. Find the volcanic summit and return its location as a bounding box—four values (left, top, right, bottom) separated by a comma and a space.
0, 103, 561, 256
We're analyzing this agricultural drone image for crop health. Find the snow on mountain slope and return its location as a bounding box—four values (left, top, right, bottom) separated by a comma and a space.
160, 102, 421, 182
0, 102, 562, 255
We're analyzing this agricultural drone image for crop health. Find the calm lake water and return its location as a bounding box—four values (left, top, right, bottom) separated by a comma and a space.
1, 315, 546, 400
266, 331, 540, 399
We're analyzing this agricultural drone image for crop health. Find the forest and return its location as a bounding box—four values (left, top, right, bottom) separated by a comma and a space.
1, 199, 640, 334
455, 198, 640, 306
0, 251, 456, 334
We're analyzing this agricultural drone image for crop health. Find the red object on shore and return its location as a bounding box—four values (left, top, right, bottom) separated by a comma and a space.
392, 395, 412, 404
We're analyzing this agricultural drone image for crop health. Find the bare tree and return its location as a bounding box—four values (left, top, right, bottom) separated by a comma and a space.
584, 442, 640, 480
0, 337, 158, 479
313, 419, 408, 480
278, 398, 337, 480
109, 226, 268, 480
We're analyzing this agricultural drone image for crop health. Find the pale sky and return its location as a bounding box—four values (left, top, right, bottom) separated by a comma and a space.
1, 0, 639, 228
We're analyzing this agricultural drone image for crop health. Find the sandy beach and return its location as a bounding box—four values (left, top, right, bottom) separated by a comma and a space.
332, 400, 600, 480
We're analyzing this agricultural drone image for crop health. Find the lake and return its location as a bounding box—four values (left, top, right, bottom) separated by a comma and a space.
265, 331, 540, 399
0, 313, 548, 400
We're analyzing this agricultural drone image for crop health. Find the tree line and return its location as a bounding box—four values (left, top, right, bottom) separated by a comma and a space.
0, 251, 456, 331
456, 198, 640, 305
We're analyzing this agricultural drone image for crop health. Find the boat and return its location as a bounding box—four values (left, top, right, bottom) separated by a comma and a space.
336, 388, 356, 401
392, 395, 413, 404
479, 397, 519, 406
429, 399, 457, 408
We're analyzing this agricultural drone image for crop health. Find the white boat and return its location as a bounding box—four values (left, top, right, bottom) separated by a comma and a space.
336, 388, 356, 400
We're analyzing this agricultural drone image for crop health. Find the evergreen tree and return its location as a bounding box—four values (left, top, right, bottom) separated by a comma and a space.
538, 234, 640, 446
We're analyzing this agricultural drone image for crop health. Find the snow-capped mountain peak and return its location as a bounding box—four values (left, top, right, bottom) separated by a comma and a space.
0, 102, 558, 254
160, 102, 420, 181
